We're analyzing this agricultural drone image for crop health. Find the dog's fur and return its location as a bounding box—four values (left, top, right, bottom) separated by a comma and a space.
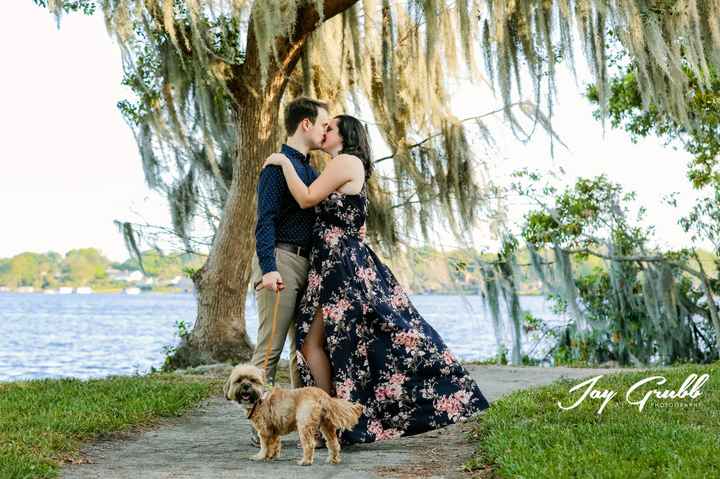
224, 363, 363, 465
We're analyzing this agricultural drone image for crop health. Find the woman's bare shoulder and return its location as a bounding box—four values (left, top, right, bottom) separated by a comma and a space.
332, 154, 365, 194
333, 154, 365, 176
334, 153, 363, 164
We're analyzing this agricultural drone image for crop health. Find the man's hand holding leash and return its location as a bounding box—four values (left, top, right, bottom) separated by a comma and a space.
258, 271, 285, 292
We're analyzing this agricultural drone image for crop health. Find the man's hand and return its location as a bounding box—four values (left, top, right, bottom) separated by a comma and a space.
260, 271, 284, 292
359, 223, 367, 242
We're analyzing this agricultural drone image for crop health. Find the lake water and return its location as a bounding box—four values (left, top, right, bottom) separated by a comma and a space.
0, 292, 565, 382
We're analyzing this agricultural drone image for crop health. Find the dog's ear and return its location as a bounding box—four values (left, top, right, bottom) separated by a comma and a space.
223, 375, 232, 400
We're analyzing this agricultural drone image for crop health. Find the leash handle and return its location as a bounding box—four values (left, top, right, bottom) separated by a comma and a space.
262, 288, 281, 379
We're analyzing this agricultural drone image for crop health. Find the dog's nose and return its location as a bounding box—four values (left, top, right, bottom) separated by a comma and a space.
240, 383, 250, 390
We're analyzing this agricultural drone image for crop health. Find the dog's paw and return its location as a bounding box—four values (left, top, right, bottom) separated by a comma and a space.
326, 455, 341, 464
296, 458, 313, 466
250, 453, 267, 461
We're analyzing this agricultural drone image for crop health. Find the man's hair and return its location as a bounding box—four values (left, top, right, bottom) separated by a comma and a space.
284, 97, 329, 136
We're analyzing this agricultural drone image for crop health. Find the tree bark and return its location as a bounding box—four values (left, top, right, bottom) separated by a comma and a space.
166, 0, 360, 368
691, 250, 720, 354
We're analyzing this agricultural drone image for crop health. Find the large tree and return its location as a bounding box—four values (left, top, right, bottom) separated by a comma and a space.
40, 0, 720, 367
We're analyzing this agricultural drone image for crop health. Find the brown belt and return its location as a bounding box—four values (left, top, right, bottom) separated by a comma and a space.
276, 242, 310, 259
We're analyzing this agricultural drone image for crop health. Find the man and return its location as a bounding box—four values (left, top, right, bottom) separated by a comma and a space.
250, 97, 365, 448
251, 96, 328, 395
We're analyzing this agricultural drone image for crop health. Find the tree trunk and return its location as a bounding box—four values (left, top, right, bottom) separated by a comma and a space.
164, 0, 360, 369
167, 75, 287, 368
188, 108, 278, 363
692, 250, 720, 354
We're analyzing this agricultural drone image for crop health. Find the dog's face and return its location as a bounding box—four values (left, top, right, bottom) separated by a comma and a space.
223, 364, 266, 405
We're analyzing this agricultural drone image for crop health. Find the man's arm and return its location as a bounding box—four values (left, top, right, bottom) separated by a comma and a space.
255, 166, 285, 289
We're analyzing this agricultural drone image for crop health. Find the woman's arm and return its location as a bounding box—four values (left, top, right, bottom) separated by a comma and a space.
262, 154, 363, 208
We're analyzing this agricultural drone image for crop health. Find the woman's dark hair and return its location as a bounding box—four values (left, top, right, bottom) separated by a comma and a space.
335, 114, 373, 180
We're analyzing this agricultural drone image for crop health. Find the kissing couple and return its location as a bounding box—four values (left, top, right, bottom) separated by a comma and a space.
249, 96, 490, 448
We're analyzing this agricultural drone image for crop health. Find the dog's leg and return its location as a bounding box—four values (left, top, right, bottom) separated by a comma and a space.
266, 435, 281, 460
320, 419, 342, 464
251, 433, 270, 461
274, 436, 283, 458
296, 426, 317, 466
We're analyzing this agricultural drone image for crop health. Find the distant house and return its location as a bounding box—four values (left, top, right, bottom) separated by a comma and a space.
127, 271, 144, 282
107, 269, 145, 283
106, 269, 125, 281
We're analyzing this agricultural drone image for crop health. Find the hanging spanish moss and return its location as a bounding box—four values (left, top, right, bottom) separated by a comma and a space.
474, 236, 527, 365
479, 263, 506, 361
48, 0, 581, 258
501, 171, 720, 367
479, 0, 720, 138
42, 1, 720, 257
497, 253, 524, 365
523, 240, 716, 366
114, 220, 146, 274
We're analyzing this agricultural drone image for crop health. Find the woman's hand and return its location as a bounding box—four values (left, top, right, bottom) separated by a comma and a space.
262, 153, 290, 169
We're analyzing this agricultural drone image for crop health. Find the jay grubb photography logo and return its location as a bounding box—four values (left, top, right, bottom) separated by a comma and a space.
557, 373, 710, 415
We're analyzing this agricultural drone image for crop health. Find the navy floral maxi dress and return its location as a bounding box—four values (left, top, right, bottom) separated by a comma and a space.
294, 182, 490, 445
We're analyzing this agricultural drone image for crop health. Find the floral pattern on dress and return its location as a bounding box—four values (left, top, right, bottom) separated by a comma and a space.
294, 182, 490, 446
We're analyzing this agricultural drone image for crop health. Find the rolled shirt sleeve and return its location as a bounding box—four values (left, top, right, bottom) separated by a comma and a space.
255, 166, 285, 275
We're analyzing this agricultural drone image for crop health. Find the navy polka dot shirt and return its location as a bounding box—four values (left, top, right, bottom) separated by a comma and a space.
255, 144, 319, 274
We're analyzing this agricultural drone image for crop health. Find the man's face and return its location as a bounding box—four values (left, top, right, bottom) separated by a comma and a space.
306, 108, 329, 150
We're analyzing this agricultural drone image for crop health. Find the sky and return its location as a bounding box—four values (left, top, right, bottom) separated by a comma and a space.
1, 3, 171, 263
0, 3, 708, 263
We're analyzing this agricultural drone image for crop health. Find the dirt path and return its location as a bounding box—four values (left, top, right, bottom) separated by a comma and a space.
61, 365, 640, 479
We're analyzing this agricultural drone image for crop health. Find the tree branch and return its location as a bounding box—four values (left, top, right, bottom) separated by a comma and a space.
373, 103, 522, 164
237, 0, 359, 96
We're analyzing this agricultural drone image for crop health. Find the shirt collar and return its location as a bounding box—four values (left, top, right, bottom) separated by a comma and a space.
281, 144, 310, 165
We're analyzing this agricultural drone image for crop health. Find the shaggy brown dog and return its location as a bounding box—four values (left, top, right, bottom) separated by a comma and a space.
224, 363, 363, 465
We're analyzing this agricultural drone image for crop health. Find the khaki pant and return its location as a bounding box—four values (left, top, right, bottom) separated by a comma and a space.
250, 247, 309, 388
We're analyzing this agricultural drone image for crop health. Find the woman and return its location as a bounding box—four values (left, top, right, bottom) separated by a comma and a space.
262, 114, 490, 446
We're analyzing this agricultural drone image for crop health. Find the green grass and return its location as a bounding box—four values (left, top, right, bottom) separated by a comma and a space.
0, 373, 221, 479
464, 361, 720, 478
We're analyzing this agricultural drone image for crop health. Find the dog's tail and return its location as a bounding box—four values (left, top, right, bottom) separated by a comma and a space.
323, 397, 364, 431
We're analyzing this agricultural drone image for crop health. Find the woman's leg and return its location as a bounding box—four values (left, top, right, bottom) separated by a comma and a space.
301, 309, 333, 395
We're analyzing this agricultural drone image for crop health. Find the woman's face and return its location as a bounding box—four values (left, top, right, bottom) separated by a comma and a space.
321, 117, 343, 156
